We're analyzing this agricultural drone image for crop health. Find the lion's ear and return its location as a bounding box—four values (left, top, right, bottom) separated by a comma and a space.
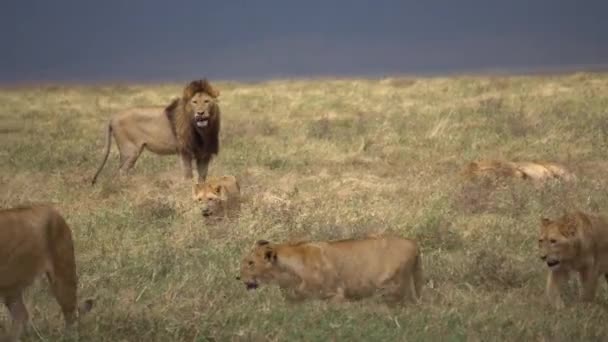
264, 249, 277, 262
540, 218, 552, 227
183, 80, 200, 100
256, 240, 270, 246
214, 185, 223, 194
210, 87, 220, 98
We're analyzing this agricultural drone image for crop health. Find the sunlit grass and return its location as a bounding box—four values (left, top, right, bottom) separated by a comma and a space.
1, 72, 608, 340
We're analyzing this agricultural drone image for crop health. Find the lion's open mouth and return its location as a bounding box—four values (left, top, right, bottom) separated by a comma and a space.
195, 115, 209, 127
245, 282, 259, 290
546, 260, 560, 268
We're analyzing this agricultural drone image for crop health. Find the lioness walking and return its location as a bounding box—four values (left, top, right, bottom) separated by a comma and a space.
238, 236, 423, 303
0, 204, 93, 341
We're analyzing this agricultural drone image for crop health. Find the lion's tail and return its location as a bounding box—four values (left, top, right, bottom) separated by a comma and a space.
413, 250, 423, 300
91, 121, 113, 185
46, 208, 79, 321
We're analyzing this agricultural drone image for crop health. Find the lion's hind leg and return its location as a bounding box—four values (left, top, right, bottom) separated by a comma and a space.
118, 143, 145, 177
382, 265, 419, 305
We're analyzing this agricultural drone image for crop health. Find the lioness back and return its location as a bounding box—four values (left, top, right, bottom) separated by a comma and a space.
319, 237, 419, 279
0, 205, 64, 292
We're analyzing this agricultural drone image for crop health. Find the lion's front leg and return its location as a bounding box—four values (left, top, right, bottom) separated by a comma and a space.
180, 153, 194, 180
196, 155, 211, 183
328, 287, 346, 304
4, 294, 29, 342
281, 287, 307, 303
578, 266, 599, 302
546, 270, 568, 309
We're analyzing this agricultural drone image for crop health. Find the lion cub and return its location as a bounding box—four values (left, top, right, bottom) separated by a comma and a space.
237, 236, 423, 303
0, 204, 93, 342
192, 175, 240, 218
539, 211, 608, 308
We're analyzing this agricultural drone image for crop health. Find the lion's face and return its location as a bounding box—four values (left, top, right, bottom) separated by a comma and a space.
188, 92, 217, 128
192, 182, 224, 217
538, 217, 579, 270
236, 240, 277, 290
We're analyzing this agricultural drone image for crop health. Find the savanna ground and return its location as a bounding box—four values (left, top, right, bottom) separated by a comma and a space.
1, 73, 608, 341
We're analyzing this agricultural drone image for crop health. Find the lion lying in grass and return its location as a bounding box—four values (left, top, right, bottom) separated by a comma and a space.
0, 204, 93, 342
464, 159, 575, 182
237, 236, 423, 303
192, 175, 241, 218
538, 211, 608, 308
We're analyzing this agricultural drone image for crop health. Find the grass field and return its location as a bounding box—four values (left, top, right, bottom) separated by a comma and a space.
2, 72, 608, 341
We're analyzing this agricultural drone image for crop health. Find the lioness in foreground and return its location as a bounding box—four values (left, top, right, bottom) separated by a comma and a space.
192, 175, 241, 218
464, 159, 575, 182
0, 205, 93, 342
91, 79, 221, 185
237, 237, 423, 303
539, 211, 608, 308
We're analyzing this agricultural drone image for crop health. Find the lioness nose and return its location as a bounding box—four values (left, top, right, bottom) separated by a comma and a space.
197, 111, 205, 115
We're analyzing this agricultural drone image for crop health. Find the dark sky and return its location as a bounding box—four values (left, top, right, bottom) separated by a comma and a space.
1, 0, 608, 83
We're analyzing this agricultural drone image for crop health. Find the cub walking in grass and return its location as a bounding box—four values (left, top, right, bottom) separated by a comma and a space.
538, 211, 608, 308
192, 175, 241, 218
237, 236, 423, 303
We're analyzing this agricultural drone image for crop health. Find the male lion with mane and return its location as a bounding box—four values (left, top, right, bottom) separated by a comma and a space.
0, 204, 93, 342
538, 211, 608, 308
237, 236, 423, 304
91, 79, 221, 185
192, 175, 241, 218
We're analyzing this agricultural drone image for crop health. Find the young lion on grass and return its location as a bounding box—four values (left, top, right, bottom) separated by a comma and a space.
464, 159, 575, 182
237, 236, 423, 304
538, 211, 608, 308
192, 175, 241, 218
0, 204, 93, 342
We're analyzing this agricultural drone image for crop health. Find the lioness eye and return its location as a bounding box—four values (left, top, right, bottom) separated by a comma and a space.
549, 239, 557, 244
538, 239, 544, 243
204, 99, 210, 104
192, 100, 198, 104
248, 261, 254, 266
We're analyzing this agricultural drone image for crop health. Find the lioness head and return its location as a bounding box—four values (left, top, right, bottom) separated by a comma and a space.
538, 214, 583, 270
183, 79, 220, 129
236, 240, 277, 290
192, 182, 226, 217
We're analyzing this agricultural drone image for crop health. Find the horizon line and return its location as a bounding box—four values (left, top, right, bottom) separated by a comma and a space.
2, 62, 608, 88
